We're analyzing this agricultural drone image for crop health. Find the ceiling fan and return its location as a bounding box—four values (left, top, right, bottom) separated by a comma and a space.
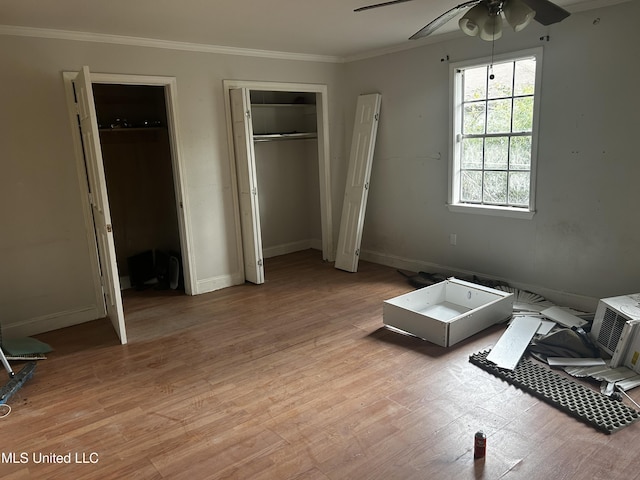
355, 0, 570, 41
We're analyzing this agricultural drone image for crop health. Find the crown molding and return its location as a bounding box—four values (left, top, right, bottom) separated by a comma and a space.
1, 0, 631, 65
343, 30, 464, 63
0, 25, 343, 63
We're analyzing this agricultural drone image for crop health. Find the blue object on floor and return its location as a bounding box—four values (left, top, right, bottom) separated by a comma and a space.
0, 346, 36, 405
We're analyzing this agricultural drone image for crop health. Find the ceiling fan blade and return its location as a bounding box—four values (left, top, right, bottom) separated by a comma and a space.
410, 0, 481, 40
521, 0, 570, 25
354, 0, 415, 13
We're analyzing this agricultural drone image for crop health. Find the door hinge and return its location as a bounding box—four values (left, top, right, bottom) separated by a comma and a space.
251, 187, 257, 195
364, 182, 369, 190
355, 249, 360, 256
374, 113, 379, 121
106, 224, 113, 233
245, 110, 251, 119
257, 259, 263, 267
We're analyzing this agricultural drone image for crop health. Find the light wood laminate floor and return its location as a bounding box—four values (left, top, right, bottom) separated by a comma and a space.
2, 250, 639, 479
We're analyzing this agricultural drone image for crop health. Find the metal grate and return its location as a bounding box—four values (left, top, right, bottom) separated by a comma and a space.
598, 308, 625, 352
470, 350, 640, 434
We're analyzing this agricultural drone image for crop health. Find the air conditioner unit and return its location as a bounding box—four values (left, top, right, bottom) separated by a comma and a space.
590, 294, 640, 370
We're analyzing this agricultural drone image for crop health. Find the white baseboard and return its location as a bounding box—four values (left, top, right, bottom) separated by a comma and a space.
263, 239, 320, 259
2, 273, 242, 339
194, 272, 242, 295
2, 305, 101, 339
360, 249, 599, 313
5, 248, 597, 340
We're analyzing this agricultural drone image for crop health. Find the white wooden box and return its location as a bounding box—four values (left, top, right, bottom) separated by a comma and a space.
383, 278, 514, 347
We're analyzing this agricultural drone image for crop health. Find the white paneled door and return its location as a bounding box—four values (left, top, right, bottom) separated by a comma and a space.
229, 88, 265, 284
75, 66, 128, 344
335, 93, 382, 272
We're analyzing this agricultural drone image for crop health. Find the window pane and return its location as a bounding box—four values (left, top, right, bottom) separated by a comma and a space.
461, 138, 483, 169
509, 136, 531, 170
508, 171, 530, 206
486, 99, 511, 133
514, 58, 536, 96
461, 171, 482, 202
488, 62, 514, 99
513, 96, 533, 132
464, 66, 487, 101
463, 101, 486, 134
483, 171, 507, 204
485, 137, 508, 169
453, 51, 539, 212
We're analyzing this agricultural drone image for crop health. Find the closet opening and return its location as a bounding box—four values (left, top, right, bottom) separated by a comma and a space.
251, 90, 322, 263
225, 81, 333, 285
93, 84, 184, 294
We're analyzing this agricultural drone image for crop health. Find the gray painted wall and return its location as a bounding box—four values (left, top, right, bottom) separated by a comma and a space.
345, 0, 640, 309
0, 36, 343, 337
1, 0, 638, 338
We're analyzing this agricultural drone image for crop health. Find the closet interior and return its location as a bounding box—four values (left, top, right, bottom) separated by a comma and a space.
93, 84, 183, 291
250, 90, 322, 260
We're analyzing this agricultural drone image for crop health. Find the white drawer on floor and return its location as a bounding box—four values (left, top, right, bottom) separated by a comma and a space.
383, 277, 514, 347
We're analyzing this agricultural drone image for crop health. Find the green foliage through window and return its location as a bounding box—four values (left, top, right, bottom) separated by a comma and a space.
455, 54, 537, 210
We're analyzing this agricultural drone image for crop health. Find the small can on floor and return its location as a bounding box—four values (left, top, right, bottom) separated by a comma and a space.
474, 430, 486, 459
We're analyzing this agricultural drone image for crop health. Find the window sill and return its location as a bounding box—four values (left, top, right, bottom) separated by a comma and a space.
447, 203, 535, 220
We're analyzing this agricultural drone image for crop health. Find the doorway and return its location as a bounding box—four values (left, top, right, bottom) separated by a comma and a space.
92, 83, 183, 291
224, 80, 333, 284
63, 69, 193, 344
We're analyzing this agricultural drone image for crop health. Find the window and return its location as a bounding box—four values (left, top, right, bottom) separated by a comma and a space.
449, 48, 542, 218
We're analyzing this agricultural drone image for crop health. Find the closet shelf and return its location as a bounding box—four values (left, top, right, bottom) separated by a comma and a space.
251, 103, 315, 108
253, 132, 317, 142
99, 127, 165, 133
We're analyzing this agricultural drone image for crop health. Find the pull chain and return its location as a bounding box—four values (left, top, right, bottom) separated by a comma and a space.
489, 27, 496, 80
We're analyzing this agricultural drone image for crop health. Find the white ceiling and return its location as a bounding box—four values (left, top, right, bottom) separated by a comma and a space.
0, 0, 626, 60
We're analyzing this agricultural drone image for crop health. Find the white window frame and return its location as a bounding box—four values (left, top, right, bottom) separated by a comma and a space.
448, 47, 543, 219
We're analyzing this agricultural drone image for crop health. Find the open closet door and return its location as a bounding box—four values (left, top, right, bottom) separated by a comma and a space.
335, 93, 382, 272
75, 66, 128, 344
229, 88, 264, 284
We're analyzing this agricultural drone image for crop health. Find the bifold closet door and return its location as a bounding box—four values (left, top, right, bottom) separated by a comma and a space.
229, 88, 265, 284
335, 93, 382, 273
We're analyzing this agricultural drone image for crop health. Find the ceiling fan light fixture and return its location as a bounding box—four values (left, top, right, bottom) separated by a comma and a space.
479, 14, 503, 41
458, 4, 489, 37
357, 0, 571, 42
503, 0, 536, 32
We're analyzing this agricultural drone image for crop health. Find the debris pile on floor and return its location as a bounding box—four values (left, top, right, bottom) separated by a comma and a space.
471, 292, 640, 433
390, 271, 640, 432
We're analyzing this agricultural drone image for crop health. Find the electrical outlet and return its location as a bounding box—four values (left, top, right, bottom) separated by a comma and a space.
449, 233, 457, 246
